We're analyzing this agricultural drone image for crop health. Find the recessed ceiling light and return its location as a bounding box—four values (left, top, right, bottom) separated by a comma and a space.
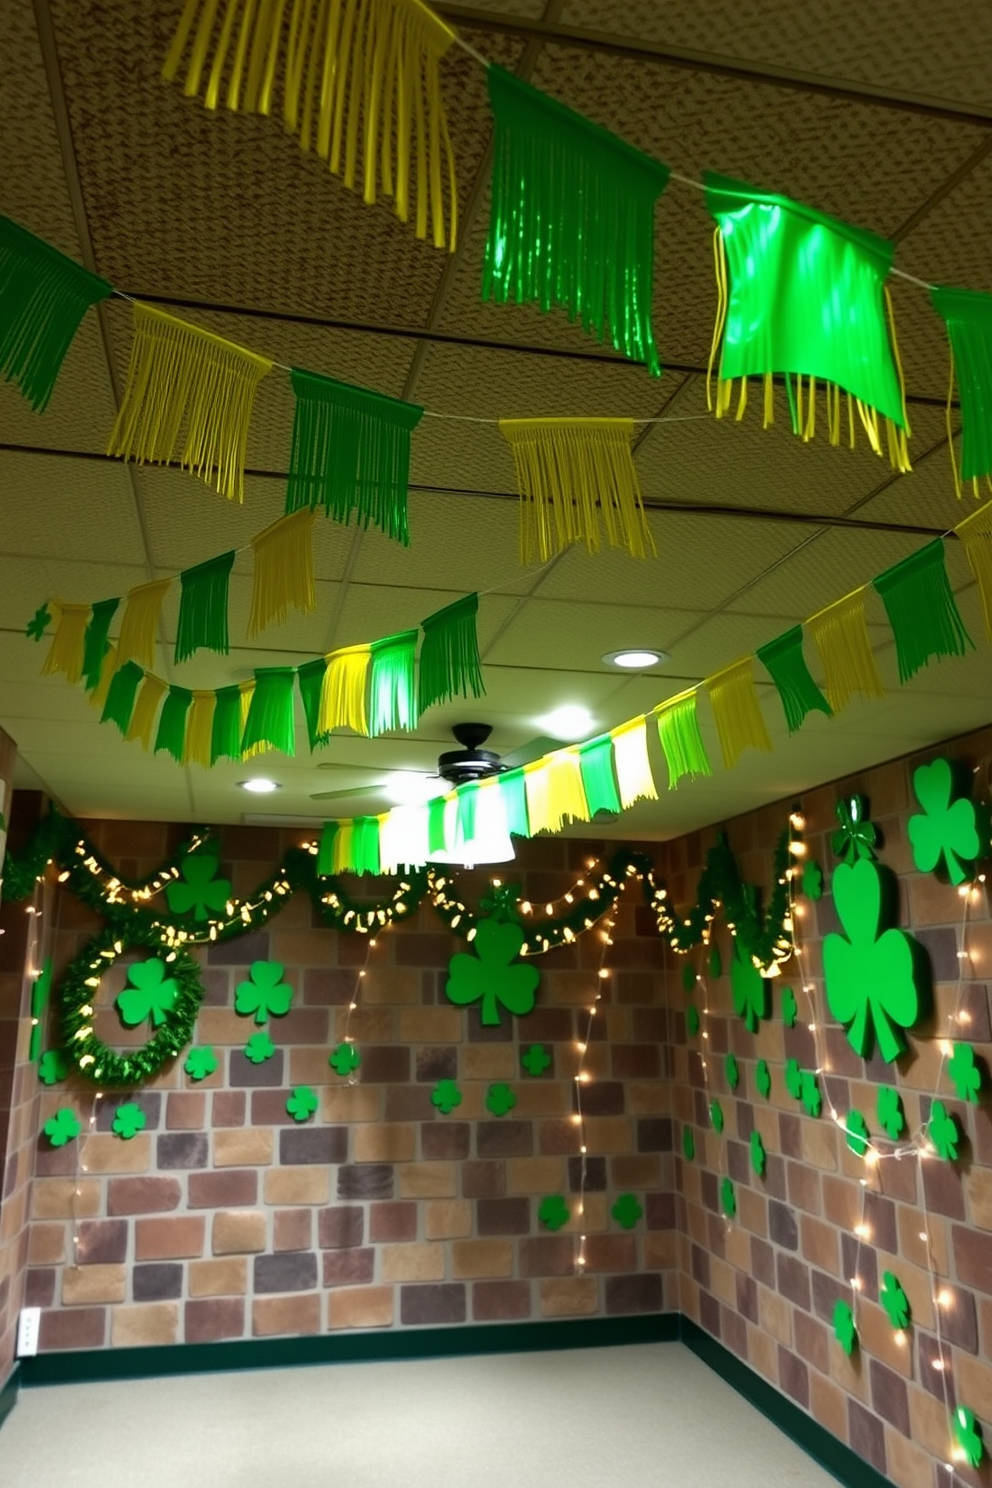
538, 705, 596, 740
602, 649, 667, 669
239, 778, 280, 794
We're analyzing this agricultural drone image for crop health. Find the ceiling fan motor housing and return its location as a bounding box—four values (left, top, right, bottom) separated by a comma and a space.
437, 723, 508, 786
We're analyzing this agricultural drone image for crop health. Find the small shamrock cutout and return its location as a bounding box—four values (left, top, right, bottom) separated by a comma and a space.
445, 918, 539, 1026
801, 1070, 822, 1119
26, 602, 52, 642
877, 1086, 905, 1139
908, 759, 980, 886
844, 1109, 870, 1157
755, 1059, 771, 1099
165, 852, 232, 921
44, 1108, 81, 1147
781, 987, 798, 1028
184, 1046, 218, 1082
731, 937, 768, 1034
879, 1271, 910, 1330
539, 1194, 570, 1231
802, 859, 823, 901
724, 1052, 739, 1091
953, 1406, 985, 1469
833, 1300, 857, 1356
112, 1102, 146, 1140
831, 794, 877, 864
948, 1043, 983, 1104
682, 961, 697, 994
686, 1004, 700, 1037
521, 1043, 551, 1077
329, 1042, 361, 1076
682, 1126, 695, 1161
720, 1177, 736, 1218
116, 957, 178, 1028
235, 961, 293, 1024
244, 1032, 276, 1065
709, 944, 722, 979
823, 856, 921, 1062
486, 1082, 517, 1117
431, 1079, 462, 1115
927, 1100, 961, 1162
784, 1059, 803, 1100
750, 1129, 766, 1176
709, 1099, 724, 1134
38, 1049, 70, 1086
611, 1193, 643, 1230
286, 1085, 318, 1122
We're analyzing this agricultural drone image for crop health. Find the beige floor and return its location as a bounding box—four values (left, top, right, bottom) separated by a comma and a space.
0, 1343, 839, 1487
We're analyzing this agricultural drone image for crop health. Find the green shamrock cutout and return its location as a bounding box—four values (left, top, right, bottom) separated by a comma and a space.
539, 1194, 570, 1231
877, 1086, 905, 1139
750, 1129, 766, 1176
611, 1193, 643, 1230
116, 957, 179, 1028
44, 1108, 81, 1147
165, 852, 232, 921
521, 1044, 551, 1077
755, 1059, 771, 1099
802, 859, 823, 901
801, 1071, 822, 1119
709, 1099, 724, 1134
682, 961, 697, 994
833, 1300, 857, 1357
720, 1177, 736, 1218
682, 1126, 695, 1161
844, 1109, 870, 1157
784, 1059, 803, 1100
831, 794, 877, 864
26, 602, 52, 641
908, 759, 980, 886
709, 944, 722, 979
686, 1004, 700, 1037
948, 1043, 983, 1104
725, 1052, 739, 1091
953, 1407, 985, 1469
431, 1079, 462, 1114
781, 986, 797, 1027
184, 1046, 218, 1081
235, 961, 293, 1024
286, 1085, 318, 1122
879, 1271, 910, 1330
38, 1049, 70, 1086
486, 1082, 517, 1117
329, 1042, 360, 1076
823, 857, 921, 1062
927, 1100, 960, 1162
244, 1032, 276, 1064
112, 1102, 146, 1140
445, 917, 540, 1026
731, 937, 767, 1033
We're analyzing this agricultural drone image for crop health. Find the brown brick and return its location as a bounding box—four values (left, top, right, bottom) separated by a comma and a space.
477, 1121, 532, 1158
189, 1169, 258, 1208
212, 1211, 267, 1254
953, 1224, 992, 1294
189, 1258, 248, 1297
274, 1209, 313, 1252
185, 1298, 245, 1342
520, 1235, 575, 1276
848, 1398, 887, 1476
167, 1093, 206, 1129
135, 1215, 206, 1260
421, 1122, 470, 1160
263, 1167, 330, 1206
214, 1127, 273, 1166
63, 1264, 127, 1305
323, 1248, 375, 1287
605, 1273, 663, 1314
112, 1303, 180, 1347
584, 1234, 637, 1272
477, 1197, 530, 1235
328, 1286, 394, 1329
38, 1307, 106, 1350
253, 1294, 322, 1337
318, 1207, 364, 1249
473, 1280, 532, 1320
134, 1263, 183, 1301
359, 1045, 410, 1082
539, 1277, 598, 1316
107, 1176, 181, 1216
255, 1252, 318, 1292
539, 1118, 581, 1156
211, 1091, 247, 1127
280, 1127, 348, 1165
76, 1219, 128, 1264
337, 1164, 393, 1200
400, 1284, 466, 1325
778, 1346, 809, 1407
370, 1201, 417, 1242
462, 1159, 504, 1197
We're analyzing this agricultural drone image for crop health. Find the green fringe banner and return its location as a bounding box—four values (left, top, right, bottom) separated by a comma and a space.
578, 735, 622, 816
175, 550, 235, 664
210, 686, 243, 765
241, 667, 296, 756
454, 782, 479, 847
82, 598, 121, 691
873, 540, 973, 682
657, 692, 712, 788
297, 658, 330, 751
154, 686, 193, 761
428, 795, 448, 856
317, 822, 337, 878
931, 285, 992, 489
418, 593, 484, 713
756, 627, 832, 733
351, 816, 382, 877
498, 768, 530, 839
101, 659, 145, 735
369, 630, 419, 736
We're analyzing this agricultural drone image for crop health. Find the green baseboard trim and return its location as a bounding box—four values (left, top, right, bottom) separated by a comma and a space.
19, 1311, 679, 1386
0, 1365, 19, 1432
680, 1317, 895, 1488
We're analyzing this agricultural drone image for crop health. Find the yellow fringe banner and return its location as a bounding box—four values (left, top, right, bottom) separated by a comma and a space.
248, 508, 316, 636
184, 690, 216, 767
41, 602, 91, 684
318, 643, 372, 737
805, 589, 885, 714
116, 578, 171, 671
610, 716, 658, 808
955, 500, 992, 643
524, 749, 590, 835
706, 657, 772, 770
126, 674, 169, 749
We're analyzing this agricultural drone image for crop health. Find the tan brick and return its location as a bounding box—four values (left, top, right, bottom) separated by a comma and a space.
539, 1277, 597, 1316
214, 1128, 274, 1167
748, 1324, 778, 1385
399, 1162, 457, 1199
452, 1239, 514, 1279
253, 1294, 322, 1336
332, 1007, 393, 1042
31, 1179, 100, 1220
802, 1119, 840, 1171
885, 1424, 938, 1488
510, 1085, 571, 1118
195, 1009, 244, 1044
506, 1157, 566, 1194
63, 1264, 127, 1305
28, 1223, 67, 1264
856, 1300, 913, 1377
78, 1134, 152, 1175
627, 1082, 671, 1115
290, 1049, 336, 1085
800, 1214, 841, 1276
189, 1257, 248, 1297
954, 1353, 992, 1413
322, 1085, 380, 1123
135, 1216, 205, 1260
809, 1370, 847, 1441
354, 1123, 416, 1163
758, 1285, 792, 1345
381, 1242, 446, 1282
362, 966, 419, 1005
213, 1211, 267, 1254
328, 1286, 394, 1329
263, 1167, 330, 1206
643, 1232, 678, 1270
463, 1046, 516, 1081
582, 1117, 633, 1153
611, 1154, 661, 1189
967, 1166, 992, 1231
424, 1200, 473, 1240
112, 1303, 180, 1347
909, 1383, 956, 1459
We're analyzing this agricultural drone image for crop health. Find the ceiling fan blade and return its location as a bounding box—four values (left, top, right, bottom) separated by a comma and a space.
309, 783, 388, 802
500, 735, 567, 770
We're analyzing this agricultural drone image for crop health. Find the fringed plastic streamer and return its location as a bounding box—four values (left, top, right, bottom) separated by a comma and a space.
297, 658, 330, 750
454, 782, 479, 848
90, 646, 119, 712
241, 667, 296, 756
331, 821, 355, 876
483, 67, 669, 373
498, 769, 530, 838
873, 540, 973, 683
317, 822, 337, 877
428, 795, 448, 856
524, 750, 590, 835
657, 691, 712, 788
117, 578, 171, 670
473, 777, 510, 850
756, 627, 832, 734
930, 285, 992, 495
285, 369, 423, 545
154, 686, 194, 762
578, 735, 622, 816
804, 590, 884, 713
499, 419, 654, 564
350, 816, 381, 876
42, 603, 91, 684
108, 302, 272, 502
183, 691, 216, 767
318, 644, 371, 736
101, 660, 145, 736
175, 550, 235, 663
705, 174, 910, 470
0, 215, 112, 412
418, 593, 484, 712
706, 658, 772, 771
379, 803, 430, 871
239, 678, 270, 759
369, 630, 419, 735
610, 716, 658, 808
127, 674, 169, 748
955, 502, 992, 642
82, 598, 120, 691
163, 0, 459, 250
249, 509, 316, 635
210, 685, 243, 764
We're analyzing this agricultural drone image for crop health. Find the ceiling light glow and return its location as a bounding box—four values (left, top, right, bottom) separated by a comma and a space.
602, 649, 666, 669
239, 778, 280, 794
384, 772, 445, 806
538, 705, 596, 741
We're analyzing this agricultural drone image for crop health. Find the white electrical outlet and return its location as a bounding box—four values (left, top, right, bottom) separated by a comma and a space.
17, 1306, 40, 1357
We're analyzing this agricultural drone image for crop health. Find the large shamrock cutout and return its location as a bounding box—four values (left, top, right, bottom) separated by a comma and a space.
731, 937, 767, 1033
165, 852, 231, 921
539, 1195, 570, 1232
948, 1043, 983, 1104
879, 1271, 910, 1330
244, 1032, 276, 1064
329, 1042, 361, 1077
831, 795, 877, 864
26, 603, 51, 642
927, 1100, 961, 1162
823, 858, 921, 1062
235, 961, 293, 1024
953, 1407, 985, 1469
908, 759, 980, 886
486, 1082, 517, 1117
877, 1086, 905, 1139
521, 1044, 551, 1077
720, 1177, 736, 1218
38, 1049, 70, 1086
611, 1194, 643, 1230
431, 1079, 462, 1114
112, 1102, 147, 1139
286, 1086, 318, 1122
833, 1300, 857, 1357
117, 958, 179, 1028
750, 1130, 766, 1176
445, 917, 539, 1026
184, 1046, 218, 1081
44, 1108, 81, 1147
